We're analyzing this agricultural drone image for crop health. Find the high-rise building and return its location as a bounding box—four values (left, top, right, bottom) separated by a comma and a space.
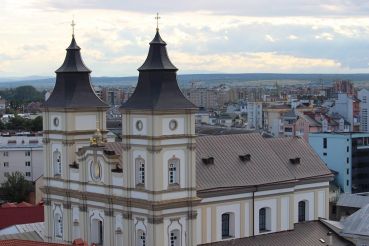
358, 89, 369, 132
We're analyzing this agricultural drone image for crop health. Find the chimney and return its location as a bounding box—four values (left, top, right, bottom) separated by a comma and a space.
326, 231, 333, 246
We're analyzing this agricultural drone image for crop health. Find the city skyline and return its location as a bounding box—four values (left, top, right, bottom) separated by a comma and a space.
1, 0, 369, 76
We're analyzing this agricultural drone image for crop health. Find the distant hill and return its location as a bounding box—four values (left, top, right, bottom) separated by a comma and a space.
1, 73, 369, 89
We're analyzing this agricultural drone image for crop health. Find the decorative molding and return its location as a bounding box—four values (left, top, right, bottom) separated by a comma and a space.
187, 210, 198, 220
63, 201, 71, 209
44, 177, 196, 194
79, 204, 87, 212
44, 198, 51, 206
62, 139, 75, 145
104, 209, 114, 217
122, 134, 196, 141
187, 143, 196, 150
147, 145, 162, 153
123, 211, 132, 220
148, 216, 164, 224
42, 138, 50, 144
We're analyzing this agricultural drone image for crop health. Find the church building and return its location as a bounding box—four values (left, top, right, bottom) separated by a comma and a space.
42, 26, 333, 246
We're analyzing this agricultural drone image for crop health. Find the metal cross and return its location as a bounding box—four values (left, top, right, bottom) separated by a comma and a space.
155, 13, 160, 30
71, 18, 76, 36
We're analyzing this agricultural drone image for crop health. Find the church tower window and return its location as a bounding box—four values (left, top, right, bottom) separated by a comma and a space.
168, 157, 180, 185
170, 229, 180, 246
136, 229, 146, 246
53, 149, 61, 176
54, 213, 63, 239
135, 157, 145, 185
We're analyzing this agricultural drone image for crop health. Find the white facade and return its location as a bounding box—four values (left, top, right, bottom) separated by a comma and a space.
247, 101, 263, 130
0, 135, 43, 183
331, 93, 354, 131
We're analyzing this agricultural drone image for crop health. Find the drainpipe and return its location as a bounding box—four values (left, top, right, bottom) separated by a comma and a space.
252, 190, 254, 236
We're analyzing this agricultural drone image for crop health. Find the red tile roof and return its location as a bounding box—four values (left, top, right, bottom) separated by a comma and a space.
0, 239, 68, 246
0, 239, 88, 246
0, 205, 44, 229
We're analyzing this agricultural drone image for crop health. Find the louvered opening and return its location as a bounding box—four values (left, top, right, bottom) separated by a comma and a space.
202, 157, 214, 165
289, 157, 301, 164
239, 154, 251, 162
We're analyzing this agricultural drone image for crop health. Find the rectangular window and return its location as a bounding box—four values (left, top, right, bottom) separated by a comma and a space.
347, 146, 349, 152
347, 169, 349, 175
221, 213, 230, 238
323, 153, 327, 156
3, 162, 9, 167
3, 152, 8, 157
25, 161, 31, 167
25, 172, 31, 177
323, 138, 327, 148
25, 151, 31, 156
347, 157, 349, 164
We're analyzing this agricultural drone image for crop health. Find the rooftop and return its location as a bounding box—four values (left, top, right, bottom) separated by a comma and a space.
196, 134, 332, 193
200, 221, 353, 246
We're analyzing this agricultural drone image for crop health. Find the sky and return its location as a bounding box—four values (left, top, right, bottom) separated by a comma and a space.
1, 0, 369, 76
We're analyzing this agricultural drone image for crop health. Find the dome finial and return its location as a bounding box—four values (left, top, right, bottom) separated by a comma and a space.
155, 12, 161, 31
71, 17, 76, 36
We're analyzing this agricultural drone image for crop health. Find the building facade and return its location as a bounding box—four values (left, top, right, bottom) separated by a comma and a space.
42, 29, 333, 246
0, 135, 43, 183
309, 132, 369, 194
358, 88, 369, 132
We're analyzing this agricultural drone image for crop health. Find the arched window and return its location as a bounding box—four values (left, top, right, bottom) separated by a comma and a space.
259, 207, 271, 232
54, 213, 63, 239
168, 158, 180, 185
136, 229, 146, 246
53, 149, 61, 176
135, 157, 145, 185
221, 212, 235, 239
91, 219, 103, 244
170, 229, 180, 246
298, 200, 308, 222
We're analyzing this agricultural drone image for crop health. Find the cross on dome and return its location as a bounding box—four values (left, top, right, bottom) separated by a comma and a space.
155, 13, 160, 31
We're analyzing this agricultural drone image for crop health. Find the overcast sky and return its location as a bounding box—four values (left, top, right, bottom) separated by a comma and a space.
1, 0, 369, 76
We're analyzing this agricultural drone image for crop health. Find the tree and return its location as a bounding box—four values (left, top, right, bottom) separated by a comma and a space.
1, 172, 33, 203
31, 116, 43, 131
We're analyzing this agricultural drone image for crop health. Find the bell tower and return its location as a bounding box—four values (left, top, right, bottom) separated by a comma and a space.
42, 33, 108, 243
120, 28, 199, 246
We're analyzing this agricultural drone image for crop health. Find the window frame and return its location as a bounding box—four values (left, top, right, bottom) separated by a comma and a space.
135, 157, 145, 186
168, 157, 180, 186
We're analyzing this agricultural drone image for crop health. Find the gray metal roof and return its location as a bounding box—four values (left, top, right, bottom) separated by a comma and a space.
121, 30, 196, 111
342, 203, 369, 237
337, 193, 369, 208
200, 221, 353, 246
196, 134, 332, 192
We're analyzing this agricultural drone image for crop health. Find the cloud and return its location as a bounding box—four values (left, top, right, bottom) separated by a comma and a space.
288, 35, 298, 40
33, 0, 369, 17
315, 32, 335, 40
265, 35, 276, 42
171, 51, 342, 73
1, 1, 369, 76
